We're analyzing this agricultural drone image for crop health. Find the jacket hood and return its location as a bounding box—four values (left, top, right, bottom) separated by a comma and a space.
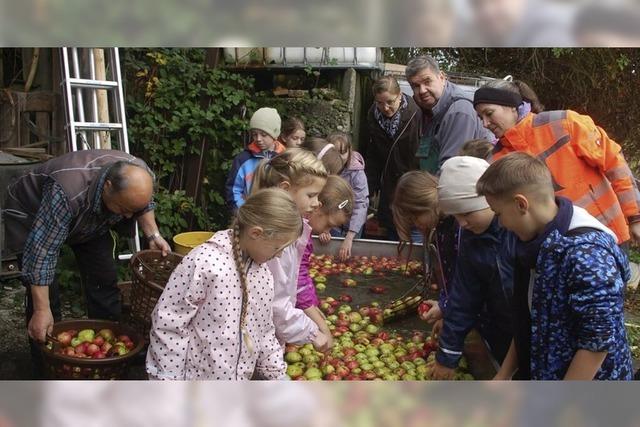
347, 151, 365, 171
247, 140, 286, 157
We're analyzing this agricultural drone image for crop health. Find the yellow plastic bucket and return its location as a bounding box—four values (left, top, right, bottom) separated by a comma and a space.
172, 231, 214, 255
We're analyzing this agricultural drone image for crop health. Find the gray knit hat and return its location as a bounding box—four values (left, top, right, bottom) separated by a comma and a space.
249, 107, 281, 139
437, 156, 490, 215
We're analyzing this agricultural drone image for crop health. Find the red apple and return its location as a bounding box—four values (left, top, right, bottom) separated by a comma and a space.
338, 294, 353, 303
117, 335, 131, 343
324, 373, 341, 381
343, 347, 357, 357
377, 331, 390, 341
335, 366, 350, 378
85, 343, 100, 356
346, 360, 359, 371
56, 331, 73, 347
362, 371, 377, 380
74, 343, 88, 355
370, 286, 386, 294
92, 351, 106, 359
92, 336, 105, 347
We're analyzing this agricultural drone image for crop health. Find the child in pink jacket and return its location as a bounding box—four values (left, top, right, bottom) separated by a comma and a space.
251, 148, 333, 351
297, 176, 354, 335
146, 188, 302, 380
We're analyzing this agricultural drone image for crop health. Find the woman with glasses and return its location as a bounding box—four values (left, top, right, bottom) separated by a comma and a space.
365, 75, 422, 241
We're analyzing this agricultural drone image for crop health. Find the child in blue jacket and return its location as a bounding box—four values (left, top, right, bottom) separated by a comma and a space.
225, 107, 286, 212
431, 156, 516, 380
477, 152, 632, 380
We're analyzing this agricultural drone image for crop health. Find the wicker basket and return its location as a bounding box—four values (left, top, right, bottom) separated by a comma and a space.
40, 319, 144, 380
128, 250, 184, 343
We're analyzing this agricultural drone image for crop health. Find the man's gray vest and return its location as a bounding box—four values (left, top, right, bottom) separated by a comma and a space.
4, 149, 148, 255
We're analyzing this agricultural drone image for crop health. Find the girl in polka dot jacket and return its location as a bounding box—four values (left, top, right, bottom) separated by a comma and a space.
251, 148, 333, 351
146, 188, 303, 380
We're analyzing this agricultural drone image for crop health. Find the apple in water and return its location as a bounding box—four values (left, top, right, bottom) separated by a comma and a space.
286, 364, 304, 379
338, 294, 352, 303
304, 367, 323, 381
342, 278, 357, 288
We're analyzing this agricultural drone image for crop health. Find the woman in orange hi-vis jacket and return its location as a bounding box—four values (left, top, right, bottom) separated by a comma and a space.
472, 79, 640, 246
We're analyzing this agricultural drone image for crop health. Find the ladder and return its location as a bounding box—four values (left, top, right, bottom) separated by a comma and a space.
60, 47, 140, 257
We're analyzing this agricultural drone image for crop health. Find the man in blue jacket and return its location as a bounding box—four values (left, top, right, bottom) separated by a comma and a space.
406, 55, 492, 175
430, 156, 515, 380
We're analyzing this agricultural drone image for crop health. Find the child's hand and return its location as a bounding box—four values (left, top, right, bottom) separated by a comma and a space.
431, 319, 443, 340
432, 361, 456, 380
338, 236, 353, 261
419, 300, 442, 323
318, 232, 332, 245
312, 331, 333, 352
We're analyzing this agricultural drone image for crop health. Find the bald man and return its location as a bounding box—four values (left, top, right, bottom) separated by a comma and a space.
3, 150, 170, 376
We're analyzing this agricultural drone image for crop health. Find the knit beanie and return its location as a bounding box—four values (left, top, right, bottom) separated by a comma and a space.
249, 107, 281, 139
437, 156, 491, 215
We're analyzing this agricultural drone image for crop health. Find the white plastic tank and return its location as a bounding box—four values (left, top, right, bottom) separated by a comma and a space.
224, 47, 381, 67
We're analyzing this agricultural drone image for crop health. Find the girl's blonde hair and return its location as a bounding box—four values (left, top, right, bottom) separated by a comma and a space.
327, 132, 353, 171
301, 137, 345, 175
230, 188, 303, 338
391, 171, 439, 241
251, 147, 328, 193
319, 175, 354, 218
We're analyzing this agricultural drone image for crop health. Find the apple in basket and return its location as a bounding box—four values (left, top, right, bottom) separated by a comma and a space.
49, 328, 135, 359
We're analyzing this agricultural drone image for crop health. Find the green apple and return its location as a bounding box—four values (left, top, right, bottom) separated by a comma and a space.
286, 364, 304, 379
304, 367, 323, 380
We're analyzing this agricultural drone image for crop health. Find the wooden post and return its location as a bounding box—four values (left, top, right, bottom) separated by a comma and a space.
93, 48, 111, 149
50, 48, 67, 156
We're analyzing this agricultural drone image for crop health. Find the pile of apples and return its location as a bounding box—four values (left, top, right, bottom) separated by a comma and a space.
285, 300, 473, 381
47, 328, 135, 359
310, 255, 423, 277
309, 254, 423, 294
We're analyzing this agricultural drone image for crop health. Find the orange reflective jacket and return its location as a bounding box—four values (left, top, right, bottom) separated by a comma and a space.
493, 110, 640, 243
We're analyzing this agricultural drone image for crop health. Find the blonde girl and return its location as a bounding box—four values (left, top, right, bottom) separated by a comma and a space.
146, 188, 302, 380
297, 175, 354, 342
279, 117, 306, 149
303, 135, 369, 261
251, 148, 332, 351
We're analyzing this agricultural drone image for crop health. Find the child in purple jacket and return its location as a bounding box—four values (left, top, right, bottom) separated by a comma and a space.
302, 134, 370, 261
296, 176, 354, 334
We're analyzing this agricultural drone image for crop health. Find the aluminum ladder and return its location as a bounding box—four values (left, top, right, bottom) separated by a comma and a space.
60, 47, 140, 256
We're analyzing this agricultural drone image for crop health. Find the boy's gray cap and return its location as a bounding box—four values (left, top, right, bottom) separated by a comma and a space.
437, 156, 491, 215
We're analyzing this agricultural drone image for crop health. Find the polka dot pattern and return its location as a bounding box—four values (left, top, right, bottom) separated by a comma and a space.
146, 229, 286, 380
